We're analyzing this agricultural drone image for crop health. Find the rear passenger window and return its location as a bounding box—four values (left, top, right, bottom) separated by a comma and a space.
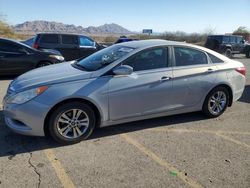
208, 53, 224, 63
62, 35, 78, 44
40, 34, 59, 44
174, 47, 208, 66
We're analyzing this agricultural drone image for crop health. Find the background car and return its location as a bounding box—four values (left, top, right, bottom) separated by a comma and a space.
3, 40, 246, 144
114, 36, 139, 44
33, 33, 106, 61
205, 35, 250, 58
21, 37, 35, 46
0, 38, 64, 75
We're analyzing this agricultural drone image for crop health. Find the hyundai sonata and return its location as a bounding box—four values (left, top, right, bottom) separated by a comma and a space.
3, 40, 246, 144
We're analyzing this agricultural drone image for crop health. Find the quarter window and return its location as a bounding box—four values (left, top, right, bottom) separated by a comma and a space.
207, 53, 224, 63
40, 34, 59, 44
124, 47, 168, 71
174, 47, 208, 66
62, 35, 78, 44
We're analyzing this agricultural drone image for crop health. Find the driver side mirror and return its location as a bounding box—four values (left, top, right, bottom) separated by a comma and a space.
113, 65, 133, 76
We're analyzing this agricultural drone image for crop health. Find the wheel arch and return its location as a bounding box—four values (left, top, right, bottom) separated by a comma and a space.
44, 98, 102, 137
205, 84, 233, 107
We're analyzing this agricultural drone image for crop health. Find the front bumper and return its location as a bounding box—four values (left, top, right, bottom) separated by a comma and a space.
3, 99, 50, 136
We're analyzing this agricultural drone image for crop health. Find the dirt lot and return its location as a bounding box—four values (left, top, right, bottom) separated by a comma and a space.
0, 56, 249, 188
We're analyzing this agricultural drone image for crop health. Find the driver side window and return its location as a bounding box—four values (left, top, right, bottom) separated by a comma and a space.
123, 47, 168, 71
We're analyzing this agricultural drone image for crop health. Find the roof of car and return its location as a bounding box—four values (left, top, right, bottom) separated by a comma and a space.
118, 39, 185, 49
117, 39, 229, 61
208, 35, 242, 37
36, 33, 87, 36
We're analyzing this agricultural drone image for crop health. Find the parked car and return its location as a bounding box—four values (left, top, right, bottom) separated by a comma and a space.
115, 36, 139, 44
21, 37, 35, 47
3, 40, 246, 144
205, 35, 250, 58
0, 38, 64, 75
33, 33, 105, 61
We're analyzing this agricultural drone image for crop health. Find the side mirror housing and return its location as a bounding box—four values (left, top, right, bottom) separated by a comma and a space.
113, 65, 133, 76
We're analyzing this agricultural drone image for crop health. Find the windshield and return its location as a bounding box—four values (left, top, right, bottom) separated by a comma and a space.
76, 45, 135, 71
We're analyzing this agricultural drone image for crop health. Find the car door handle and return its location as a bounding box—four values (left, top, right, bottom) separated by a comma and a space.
206, 68, 214, 73
160, 76, 172, 81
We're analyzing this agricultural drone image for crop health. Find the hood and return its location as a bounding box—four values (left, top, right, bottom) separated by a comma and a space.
11, 62, 93, 92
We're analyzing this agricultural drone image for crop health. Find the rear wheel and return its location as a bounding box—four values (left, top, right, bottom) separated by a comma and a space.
48, 102, 96, 144
203, 87, 229, 118
246, 50, 250, 58
225, 49, 232, 58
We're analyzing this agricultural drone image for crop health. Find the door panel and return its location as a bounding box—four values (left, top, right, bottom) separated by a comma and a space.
173, 46, 218, 108
172, 64, 217, 108
108, 68, 173, 120
0, 52, 33, 74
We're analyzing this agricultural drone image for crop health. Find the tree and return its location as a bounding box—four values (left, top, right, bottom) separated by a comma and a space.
233, 26, 250, 34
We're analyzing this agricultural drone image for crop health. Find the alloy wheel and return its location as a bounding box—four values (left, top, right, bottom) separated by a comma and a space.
208, 91, 227, 115
56, 109, 90, 139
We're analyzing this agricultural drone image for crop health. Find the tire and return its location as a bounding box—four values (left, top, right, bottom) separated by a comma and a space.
37, 61, 51, 68
48, 102, 96, 144
224, 49, 232, 58
202, 87, 229, 118
246, 50, 250, 58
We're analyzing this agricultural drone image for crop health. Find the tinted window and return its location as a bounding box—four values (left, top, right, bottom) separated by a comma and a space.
124, 47, 168, 71
0, 41, 25, 53
230, 36, 236, 43
223, 36, 230, 43
208, 53, 224, 63
40, 34, 59, 44
79, 36, 95, 47
62, 35, 78, 44
174, 47, 208, 66
207, 36, 222, 43
236, 36, 243, 44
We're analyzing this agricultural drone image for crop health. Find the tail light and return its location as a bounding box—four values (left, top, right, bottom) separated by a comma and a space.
33, 43, 39, 49
235, 67, 246, 76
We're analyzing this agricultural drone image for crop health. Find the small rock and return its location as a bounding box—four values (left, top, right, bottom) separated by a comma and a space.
54, 158, 58, 160
0, 180, 2, 184
225, 159, 231, 163
209, 178, 212, 183
184, 172, 187, 176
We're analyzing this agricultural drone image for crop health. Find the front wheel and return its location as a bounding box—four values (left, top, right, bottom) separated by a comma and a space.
224, 49, 232, 58
202, 87, 229, 118
48, 102, 96, 144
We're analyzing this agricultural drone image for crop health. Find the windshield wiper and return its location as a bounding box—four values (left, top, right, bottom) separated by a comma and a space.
73, 62, 89, 71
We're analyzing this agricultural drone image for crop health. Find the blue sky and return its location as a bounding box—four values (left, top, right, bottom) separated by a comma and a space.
0, 0, 249, 33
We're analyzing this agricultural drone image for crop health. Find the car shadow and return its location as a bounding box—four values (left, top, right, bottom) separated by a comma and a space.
239, 85, 250, 104
0, 110, 206, 158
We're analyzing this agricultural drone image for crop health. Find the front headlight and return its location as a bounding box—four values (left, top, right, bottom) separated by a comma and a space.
49, 55, 64, 61
6, 86, 48, 104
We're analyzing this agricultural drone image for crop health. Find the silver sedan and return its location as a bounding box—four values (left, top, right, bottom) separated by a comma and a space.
3, 40, 246, 144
